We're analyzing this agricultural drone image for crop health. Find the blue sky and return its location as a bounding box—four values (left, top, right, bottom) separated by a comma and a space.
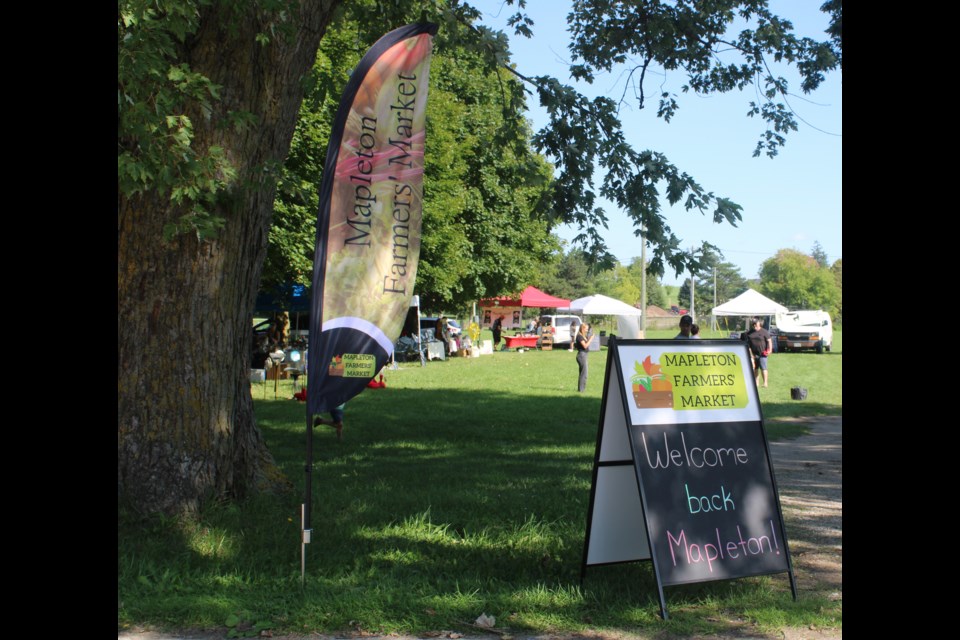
470, 1, 842, 285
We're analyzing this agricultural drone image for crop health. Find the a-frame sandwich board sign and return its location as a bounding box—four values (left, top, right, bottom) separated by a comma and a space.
581, 337, 797, 619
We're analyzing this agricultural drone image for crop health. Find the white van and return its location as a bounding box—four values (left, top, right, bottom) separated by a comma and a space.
539, 314, 582, 346
774, 310, 833, 353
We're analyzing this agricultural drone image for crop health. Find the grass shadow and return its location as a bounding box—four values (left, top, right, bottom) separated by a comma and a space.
120, 350, 840, 635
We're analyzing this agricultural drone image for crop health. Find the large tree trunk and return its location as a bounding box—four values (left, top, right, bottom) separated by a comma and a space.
118, 1, 339, 515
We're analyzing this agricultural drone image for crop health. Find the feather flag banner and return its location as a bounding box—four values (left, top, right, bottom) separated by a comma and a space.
307, 24, 437, 416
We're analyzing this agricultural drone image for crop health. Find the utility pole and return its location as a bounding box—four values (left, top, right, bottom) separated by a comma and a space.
640, 225, 647, 338
688, 246, 695, 323
713, 267, 718, 331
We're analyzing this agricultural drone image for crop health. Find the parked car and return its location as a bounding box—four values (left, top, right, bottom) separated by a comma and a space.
539, 314, 582, 346
774, 310, 833, 353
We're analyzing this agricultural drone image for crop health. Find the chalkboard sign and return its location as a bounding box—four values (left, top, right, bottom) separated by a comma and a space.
581, 338, 796, 618
630, 420, 787, 584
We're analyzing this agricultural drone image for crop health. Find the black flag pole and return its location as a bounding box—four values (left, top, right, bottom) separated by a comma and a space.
302, 408, 314, 584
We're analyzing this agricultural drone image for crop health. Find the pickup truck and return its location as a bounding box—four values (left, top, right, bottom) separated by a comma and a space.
774, 310, 833, 353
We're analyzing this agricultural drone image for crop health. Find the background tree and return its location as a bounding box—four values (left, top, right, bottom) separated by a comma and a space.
258, 21, 351, 293
592, 256, 666, 309
118, 0, 342, 514
830, 258, 842, 325
119, 0, 841, 514
677, 247, 747, 315
811, 241, 830, 268
416, 55, 557, 311
594, 262, 638, 306
482, 0, 842, 276
535, 248, 597, 301
759, 249, 840, 314
266, 2, 557, 311
644, 274, 667, 310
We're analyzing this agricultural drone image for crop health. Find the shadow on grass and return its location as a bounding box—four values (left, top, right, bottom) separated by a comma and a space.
120, 385, 835, 635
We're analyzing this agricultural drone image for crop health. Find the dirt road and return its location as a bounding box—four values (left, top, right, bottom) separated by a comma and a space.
767, 416, 843, 612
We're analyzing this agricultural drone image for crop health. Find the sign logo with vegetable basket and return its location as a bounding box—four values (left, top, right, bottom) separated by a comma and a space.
631, 353, 750, 411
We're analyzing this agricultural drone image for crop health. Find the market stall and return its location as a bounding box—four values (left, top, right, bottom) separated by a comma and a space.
479, 286, 571, 330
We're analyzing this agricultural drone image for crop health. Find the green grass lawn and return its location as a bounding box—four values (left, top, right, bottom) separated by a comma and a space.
119, 332, 841, 637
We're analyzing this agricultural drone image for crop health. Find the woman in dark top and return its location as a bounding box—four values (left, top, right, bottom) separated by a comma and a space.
492, 316, 503, 349
575, 322, 594, 392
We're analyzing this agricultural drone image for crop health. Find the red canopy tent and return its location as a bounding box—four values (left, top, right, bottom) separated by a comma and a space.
480, 286, 571, 308
479, 286, 571, 329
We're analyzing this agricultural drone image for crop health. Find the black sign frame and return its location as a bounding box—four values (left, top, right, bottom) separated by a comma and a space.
581, 337, 798, 619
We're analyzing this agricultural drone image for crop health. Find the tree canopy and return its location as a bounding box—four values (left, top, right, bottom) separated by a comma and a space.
471, 0, 842, 275
118, 0, 842, 514
830, 257, 842, 325
678, 247, 747, 315
265, 1, 558, 312
811, 241, 830, 268
265, 0, 843, 297
758, 248, 840, 315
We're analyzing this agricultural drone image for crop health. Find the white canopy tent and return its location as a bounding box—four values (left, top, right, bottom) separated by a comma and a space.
711, 289, 788, 333
711, 289, 788, 316
562, 294, 643, 316
562, 294, 644, 340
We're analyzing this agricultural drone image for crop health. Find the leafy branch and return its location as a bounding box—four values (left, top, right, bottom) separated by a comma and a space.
443, 0, 840, 276
449, 1, 786, 276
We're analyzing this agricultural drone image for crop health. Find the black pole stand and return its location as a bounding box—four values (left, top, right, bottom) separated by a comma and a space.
302, 408, 314, 584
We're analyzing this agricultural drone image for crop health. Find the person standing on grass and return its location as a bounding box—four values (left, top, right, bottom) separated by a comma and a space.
568, 316, 581, 351
675, 314, 693, 338
575, 322, 594, 392
492, 316, 503, 350
744, 317, 773, 388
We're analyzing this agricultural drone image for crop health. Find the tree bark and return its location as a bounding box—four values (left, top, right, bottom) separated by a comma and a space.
118, 0, 339, 515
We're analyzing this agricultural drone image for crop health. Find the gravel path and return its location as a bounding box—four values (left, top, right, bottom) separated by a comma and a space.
768, 417, 842, 593
767, 416, 843, 639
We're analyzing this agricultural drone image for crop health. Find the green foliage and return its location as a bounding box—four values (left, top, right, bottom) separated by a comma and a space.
265, 0, 841, 296
592, 256, 667, 310
121, 0, 841, 273
531, 249, 666, 311
677, 247, 747, 314
261, 23, 349, 289
118, 0, 237, 239
266, 1, 557, 306
830, 258, 842, 326
811, 241, 829, 268
645, 276, 667, 309
418, 55, 557, 309
535, 248, 595, 301
594, 262, 639, 306
759, 249, 840, 314
459, 0, 838, 276
821, 0, 843, 68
